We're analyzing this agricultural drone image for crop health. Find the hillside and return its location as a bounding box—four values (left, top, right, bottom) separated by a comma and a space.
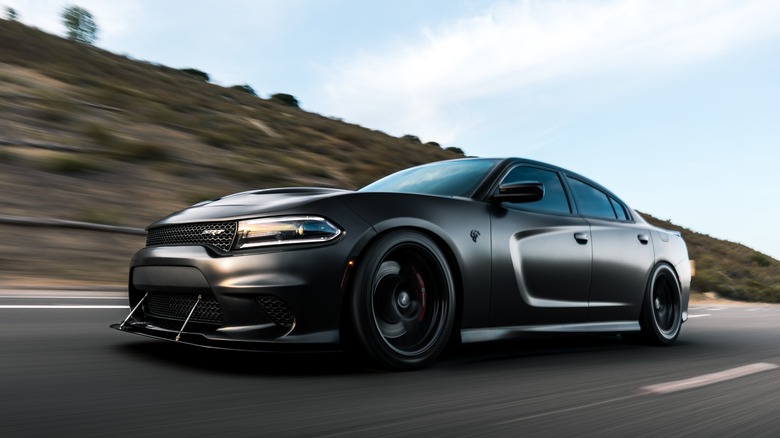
1, 20, 778, 301
0, 20, 461, 285
641, 214, 780, 302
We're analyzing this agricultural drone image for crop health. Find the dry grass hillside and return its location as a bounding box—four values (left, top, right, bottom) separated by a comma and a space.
0, 20, 460, 285
641, 214, 780, 303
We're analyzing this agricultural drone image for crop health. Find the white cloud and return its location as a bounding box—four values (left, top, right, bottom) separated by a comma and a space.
318, 0, 780, 144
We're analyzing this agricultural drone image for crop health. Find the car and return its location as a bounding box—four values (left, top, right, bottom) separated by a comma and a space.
112, 157, 691, 370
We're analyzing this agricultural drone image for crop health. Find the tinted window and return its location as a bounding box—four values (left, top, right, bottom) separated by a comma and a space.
610, 197, 629, 221
360, 159, 500, 197
499, 166, 570, 214
568, 178, 616, 219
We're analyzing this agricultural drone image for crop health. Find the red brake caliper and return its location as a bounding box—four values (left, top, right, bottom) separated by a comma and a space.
410, 266, 427, 321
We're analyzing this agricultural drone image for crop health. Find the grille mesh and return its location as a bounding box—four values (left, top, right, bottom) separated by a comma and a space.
256, 296, 295, 328
144, 292, 223, 325
146, 221, 237, 251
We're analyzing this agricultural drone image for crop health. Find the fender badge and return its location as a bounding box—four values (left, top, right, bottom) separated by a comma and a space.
470, 230, 480, 243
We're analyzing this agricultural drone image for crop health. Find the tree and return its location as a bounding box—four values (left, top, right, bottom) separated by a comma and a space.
6, 7, 18, 20
62, 5, 98, 44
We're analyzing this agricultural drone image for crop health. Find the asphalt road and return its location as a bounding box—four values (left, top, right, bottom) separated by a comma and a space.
1, 290, 779, 437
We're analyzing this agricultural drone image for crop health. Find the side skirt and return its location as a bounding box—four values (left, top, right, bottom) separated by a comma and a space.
461, 321, 640, 343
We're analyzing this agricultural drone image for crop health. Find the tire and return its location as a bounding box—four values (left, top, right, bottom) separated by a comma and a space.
638, 263, 682, 345
348, 231, 456, 370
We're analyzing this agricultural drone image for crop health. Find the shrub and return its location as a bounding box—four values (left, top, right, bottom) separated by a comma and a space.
751, 253, 772, 267
231, 84, 257, 96
445, 146, 465, 155
179, 68, 210, 82
401, 134, 421, 143
270, 93, 299, 108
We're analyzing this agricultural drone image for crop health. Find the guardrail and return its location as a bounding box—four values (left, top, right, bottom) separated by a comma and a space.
0, 214, 146, 236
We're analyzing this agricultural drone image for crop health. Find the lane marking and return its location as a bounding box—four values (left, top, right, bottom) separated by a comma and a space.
687, 314, 711, 318
0, 305, 128, 309
494, 394, 639, 425
638, 362, 779, 395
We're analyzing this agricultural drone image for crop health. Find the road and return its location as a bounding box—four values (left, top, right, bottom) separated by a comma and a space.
1, 290, 779, 437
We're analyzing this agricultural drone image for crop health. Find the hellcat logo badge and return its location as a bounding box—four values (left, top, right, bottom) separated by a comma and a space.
202, 229, 225, 236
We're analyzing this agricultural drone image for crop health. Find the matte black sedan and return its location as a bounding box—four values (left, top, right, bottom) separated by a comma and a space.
113, 158, 690, 369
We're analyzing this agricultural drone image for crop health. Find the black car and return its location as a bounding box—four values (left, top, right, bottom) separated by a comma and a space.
113, 158, 691, 369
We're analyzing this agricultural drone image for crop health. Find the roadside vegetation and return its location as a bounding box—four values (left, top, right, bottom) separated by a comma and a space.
642, 214, 780, 303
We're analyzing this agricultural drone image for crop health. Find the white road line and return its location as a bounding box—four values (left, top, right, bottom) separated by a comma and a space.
687, 314, 711, 318
638, 363, 779, 395
493, 395, 643, 426
0, 305, 128, 309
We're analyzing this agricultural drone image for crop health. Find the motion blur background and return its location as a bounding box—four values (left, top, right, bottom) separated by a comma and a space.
1, 1, 778, 301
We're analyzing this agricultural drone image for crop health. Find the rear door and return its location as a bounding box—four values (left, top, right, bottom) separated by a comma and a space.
565, 177, 654, 322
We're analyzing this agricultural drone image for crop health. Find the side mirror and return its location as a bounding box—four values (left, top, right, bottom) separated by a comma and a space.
491, 181, 544, 204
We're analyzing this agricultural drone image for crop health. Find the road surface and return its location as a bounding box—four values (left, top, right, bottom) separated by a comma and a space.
1, 289, 779, 437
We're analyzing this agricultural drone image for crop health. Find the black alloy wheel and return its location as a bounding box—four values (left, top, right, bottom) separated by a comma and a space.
639, 263, 682, 345
348, 230, 455, 370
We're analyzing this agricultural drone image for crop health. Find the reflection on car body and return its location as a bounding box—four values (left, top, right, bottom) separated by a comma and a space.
113, 158, 690, 370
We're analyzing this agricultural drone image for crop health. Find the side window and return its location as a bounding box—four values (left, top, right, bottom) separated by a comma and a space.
610, 197, 629, 221
568, 177, 616, 220
500, 166, 570, 214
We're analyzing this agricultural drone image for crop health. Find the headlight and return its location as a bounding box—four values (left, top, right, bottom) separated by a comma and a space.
234, 216, 342, 249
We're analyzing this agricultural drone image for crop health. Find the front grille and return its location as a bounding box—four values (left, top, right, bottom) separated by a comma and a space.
144, 292, 224, 325
146, 221, 237, 251
256, 296, 295, 328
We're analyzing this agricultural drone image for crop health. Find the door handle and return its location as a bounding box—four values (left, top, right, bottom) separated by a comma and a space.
637, 234, 650, 245
574, 232, 590, 244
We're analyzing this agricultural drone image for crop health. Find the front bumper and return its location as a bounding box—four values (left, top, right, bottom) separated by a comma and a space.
112, 242, 356, 351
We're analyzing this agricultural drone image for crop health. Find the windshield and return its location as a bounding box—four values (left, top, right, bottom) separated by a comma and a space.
359, 159, 501, 197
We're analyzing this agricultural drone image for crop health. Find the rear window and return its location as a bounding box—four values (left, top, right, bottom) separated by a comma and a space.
568, 177, 617, 220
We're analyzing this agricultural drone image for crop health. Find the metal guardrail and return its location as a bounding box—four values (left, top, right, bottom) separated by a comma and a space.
0, 214, 146, 236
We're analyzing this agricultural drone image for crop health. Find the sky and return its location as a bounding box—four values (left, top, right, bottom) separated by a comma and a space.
4, 0, 780, 260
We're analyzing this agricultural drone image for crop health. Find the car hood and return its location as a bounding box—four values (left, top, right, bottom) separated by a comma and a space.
151, 187, 352, 226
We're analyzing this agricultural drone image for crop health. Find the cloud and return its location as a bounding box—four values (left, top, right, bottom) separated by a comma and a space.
318, 0, 780, 144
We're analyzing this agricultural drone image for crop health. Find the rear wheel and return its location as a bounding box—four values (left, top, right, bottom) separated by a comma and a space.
638, 263, 682, 345
348, 231, 455, 370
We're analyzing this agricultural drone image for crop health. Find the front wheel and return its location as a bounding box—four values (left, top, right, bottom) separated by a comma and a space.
348, 231, 456, 370
638, 263, 682, 345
